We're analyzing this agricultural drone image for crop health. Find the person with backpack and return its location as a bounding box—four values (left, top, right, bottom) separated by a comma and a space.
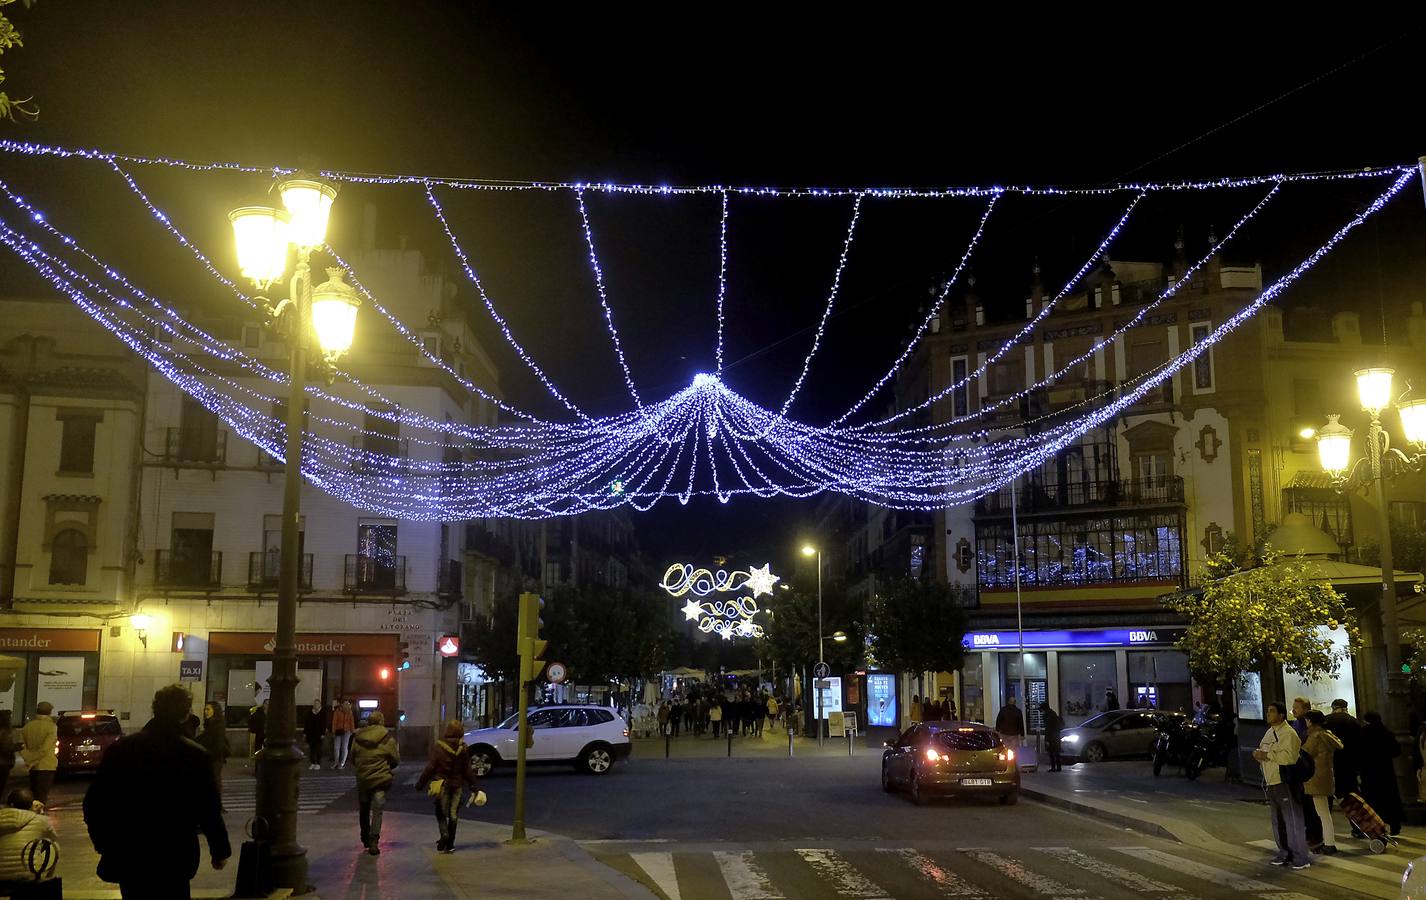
1253, 700, 1311, 869
351, 711, 399, 855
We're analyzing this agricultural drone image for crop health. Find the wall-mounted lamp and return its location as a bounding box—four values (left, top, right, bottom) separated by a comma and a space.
131, 613, 152, 649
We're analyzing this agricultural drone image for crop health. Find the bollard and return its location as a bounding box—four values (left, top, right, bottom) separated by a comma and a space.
665, 733, 671, 758
727, 729, 733, 757
788, 725, 795, 758
847, 729, 853, 757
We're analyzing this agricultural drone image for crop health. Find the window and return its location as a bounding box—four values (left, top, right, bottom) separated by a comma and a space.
976, 512, 1184, 589
48, 528, 88, 585
932, 729, 1001, 751
356, 521, 399, 589
178, 396, 220, 462
362, 412, 400, 458
950, 356, 969, 418
59, 414, 98, 474
1133, 452, 1172, 484
170, 512, 216, 586
1190, 323, 1215, 392
242, 325, 261, 349
1391, 501, 1422, 530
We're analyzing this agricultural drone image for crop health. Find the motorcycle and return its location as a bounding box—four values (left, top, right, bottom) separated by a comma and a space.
1152, 717, 1194, 775
1183, 716, 1234, 780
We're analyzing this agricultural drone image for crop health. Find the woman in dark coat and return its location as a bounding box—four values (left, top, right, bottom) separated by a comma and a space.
416, 719, 480, 852
1360, 710, 1403, 834
198, 702, 229, 795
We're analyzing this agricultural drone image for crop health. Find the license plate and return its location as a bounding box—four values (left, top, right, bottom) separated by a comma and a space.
961, 777, 993, 786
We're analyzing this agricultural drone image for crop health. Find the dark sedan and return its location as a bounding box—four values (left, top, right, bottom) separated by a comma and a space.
882, 721, 1020, 806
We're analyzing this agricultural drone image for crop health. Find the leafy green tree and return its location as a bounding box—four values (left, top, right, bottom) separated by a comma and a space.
760, 585, 862, 672
1164, 546, 1360, 688
467, 588, 519, 679
0, 0, 36, 121
1357, 519, 1426, 578
865, 578, 969, 675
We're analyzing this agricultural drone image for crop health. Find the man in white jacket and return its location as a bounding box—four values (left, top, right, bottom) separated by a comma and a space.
1253, 700, 1311, 869
0, 787, 58, 885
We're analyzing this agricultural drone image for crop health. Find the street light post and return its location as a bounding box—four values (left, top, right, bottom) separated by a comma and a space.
1317, 368, 1426, 735
802, 545, 824, 745
229, 177, 358, 892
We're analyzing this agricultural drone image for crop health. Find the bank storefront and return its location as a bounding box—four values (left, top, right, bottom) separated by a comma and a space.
0, 627, 102, 724
958, 626, 1192, 732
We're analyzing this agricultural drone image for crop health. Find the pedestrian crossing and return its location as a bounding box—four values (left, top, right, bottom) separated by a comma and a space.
220, 769, 355, 815
593, 843, 1376, 900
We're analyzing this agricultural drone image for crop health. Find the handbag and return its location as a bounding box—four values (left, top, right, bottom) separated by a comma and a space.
426, 777, 445, 797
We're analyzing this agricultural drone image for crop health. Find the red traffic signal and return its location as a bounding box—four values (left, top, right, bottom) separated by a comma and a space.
378, 666, 391, 682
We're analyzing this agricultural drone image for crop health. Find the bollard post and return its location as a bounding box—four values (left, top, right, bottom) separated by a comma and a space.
665, 733, 670, 759
727, 729, 733, 757
788, 724, 795, 758
847, 729, 853, 757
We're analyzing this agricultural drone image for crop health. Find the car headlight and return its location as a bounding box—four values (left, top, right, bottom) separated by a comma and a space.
1061, 734, 1080, 743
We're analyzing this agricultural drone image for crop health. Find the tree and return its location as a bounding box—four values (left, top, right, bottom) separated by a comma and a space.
1164, 547, 1359, 689
760, 586, 862, 673
467, 588, 520, 680
1357, 519, 1426, 578
0, 0, 37, 121
865, 578, 969, 676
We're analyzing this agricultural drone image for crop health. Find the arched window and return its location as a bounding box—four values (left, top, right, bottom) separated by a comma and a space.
49, 529, 88, 585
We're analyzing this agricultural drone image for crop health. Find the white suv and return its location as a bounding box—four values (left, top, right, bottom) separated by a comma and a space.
464, 705, 631, 776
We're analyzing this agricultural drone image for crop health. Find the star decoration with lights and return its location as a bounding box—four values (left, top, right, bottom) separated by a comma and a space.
745, 563, 779, 597
681, 598, 703, 622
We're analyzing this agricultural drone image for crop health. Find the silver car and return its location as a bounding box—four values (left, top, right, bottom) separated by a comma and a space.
1059, 709, 1184, 763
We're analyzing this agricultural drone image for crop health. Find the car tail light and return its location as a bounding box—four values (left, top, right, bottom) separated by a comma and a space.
623, 729, 629, 737
998, 748, 1015, 764
926, 748, 941, 762
80, 713, 96, 719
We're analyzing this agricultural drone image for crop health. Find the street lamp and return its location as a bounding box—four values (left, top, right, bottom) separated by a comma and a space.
801, 544, 827, 745
1317, 366, 1426, 735
228, 173, 355, 892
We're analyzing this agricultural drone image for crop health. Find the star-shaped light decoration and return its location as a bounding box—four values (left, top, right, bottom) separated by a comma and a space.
720, 625, 733, 640
745, 563, 779, 597
737, 619, 757, 637
681, 599, 703, 621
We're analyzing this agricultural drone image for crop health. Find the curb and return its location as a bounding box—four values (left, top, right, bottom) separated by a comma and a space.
1020, 785, 1177, 841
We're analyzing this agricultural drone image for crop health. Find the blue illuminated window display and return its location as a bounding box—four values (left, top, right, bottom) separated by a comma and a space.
867, 674, 897, 727
975, 511, 1183, 589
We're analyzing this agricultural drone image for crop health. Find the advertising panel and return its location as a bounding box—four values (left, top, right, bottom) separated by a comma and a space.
867, 673, 897, 727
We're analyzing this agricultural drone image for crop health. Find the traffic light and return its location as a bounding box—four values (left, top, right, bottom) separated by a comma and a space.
397, 640, 411, 672
517, 592, 548, 684
378, 665, 392, 683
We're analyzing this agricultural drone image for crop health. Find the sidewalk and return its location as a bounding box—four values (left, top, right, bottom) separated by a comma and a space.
1020, 760, 1422, 898
632, 730, 878, 759
47, 803, 651, 900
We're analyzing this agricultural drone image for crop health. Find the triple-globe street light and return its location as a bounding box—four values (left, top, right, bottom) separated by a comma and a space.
228, 175, 361, 891
1315, 366, 1426, 734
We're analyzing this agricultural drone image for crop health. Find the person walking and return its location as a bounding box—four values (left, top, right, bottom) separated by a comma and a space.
995, 697, 1025, 750
351, 710, 399, 855
84, 684, 230, 899
1360, 710, 1403, 835
1288, 697, 1322, 847
197, 702, 229, 801
416, 720, 481, 853
946, 698, 959, 721
766, 694, 779, 735
669, 699, 683, 738
656, 701, 670, 737
247, 700, 267, 767
19, 702, 56, 805
1104, 688, 1120, 711
1302, 710, 1342, 854
331, 699, 355, 769
0, 712, 14, 800
0, 788, 58, 890
910, 695, 924, 724
304, 698, 328, 770
1254, 700, 1311, 870
1040, 701, 1064, 772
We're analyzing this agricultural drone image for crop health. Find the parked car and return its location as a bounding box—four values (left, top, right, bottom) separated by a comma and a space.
881, 721, 1020, 806
56, 710, 122, 773
1061, 709, 1185, 763
463, 705, 631, 776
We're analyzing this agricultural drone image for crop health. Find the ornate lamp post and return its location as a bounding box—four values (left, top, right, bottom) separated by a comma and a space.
1316, 366, 1426, 733
228, 175, 360, 891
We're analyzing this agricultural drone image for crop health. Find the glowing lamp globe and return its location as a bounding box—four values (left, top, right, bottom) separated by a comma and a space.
1397, 387, 1426, 446
801, 545, 816, 557
831, 630, 848, 642
228, 206, 290, 288
130, 613, 153, 631
1315, 414, 1353, 475
310, 268, 361, 359
1355, 367, 1395, 415
279, 177, 337, 247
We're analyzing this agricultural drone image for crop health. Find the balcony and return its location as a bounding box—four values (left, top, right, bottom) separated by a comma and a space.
349, 435, 410, 476
344, 554, 407, 595
247, 551, 314, 591
155, 549, 222, 590
437, 558, 463, 599
164, 427, 227, 466
974, 475, 1185, 518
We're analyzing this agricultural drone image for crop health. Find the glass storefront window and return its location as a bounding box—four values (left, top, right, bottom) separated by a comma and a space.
1001, 652, 1047, 733
1127, 650, 1192, 714
961, 655, 984, 724
1058, 651, 1118, 726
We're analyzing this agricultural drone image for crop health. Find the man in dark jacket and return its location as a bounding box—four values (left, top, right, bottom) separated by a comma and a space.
1040, 701, 1065, 772
995, 698, 1025, 749
350, 711, 399, 855
1323, 698, 1361, 800
84, 684, 230, 899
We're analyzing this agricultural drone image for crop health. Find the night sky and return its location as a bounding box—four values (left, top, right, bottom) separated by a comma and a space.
4, 6, 1425, 571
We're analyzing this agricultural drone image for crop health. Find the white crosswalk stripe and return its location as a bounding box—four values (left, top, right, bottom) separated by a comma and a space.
593, 844, 1342, 900
220, 774, 354, 814
1245, 839, 1404, 887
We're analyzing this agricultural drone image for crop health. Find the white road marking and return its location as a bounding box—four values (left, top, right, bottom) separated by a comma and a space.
1246, 840, 1403, 885
962, 849, 1096, 897
630, 852, 682, 900
1035, 848, 1185, 894
1112, 847, 1276, 891
877, 848, 985, 896
715, 850, 785, 899
795, 849, 892, 898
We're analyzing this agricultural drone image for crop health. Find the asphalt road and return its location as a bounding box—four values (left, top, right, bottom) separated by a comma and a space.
44, 755, 1391, 899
